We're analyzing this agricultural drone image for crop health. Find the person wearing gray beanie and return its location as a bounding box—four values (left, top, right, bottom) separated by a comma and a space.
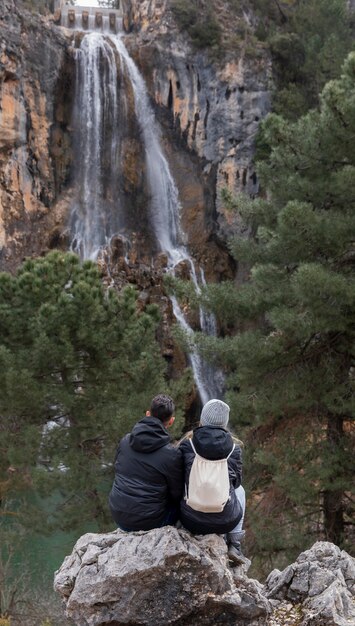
200, 399, 230, 428
179, 398, 249, 567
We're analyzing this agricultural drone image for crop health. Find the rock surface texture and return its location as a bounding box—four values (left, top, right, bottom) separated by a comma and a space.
124, 0, 272, 261
266, 541, 355, 626
0, 0, 271, 277
54, 527, 270, 626
54, 531, 354, 626
0, 0, 73, 269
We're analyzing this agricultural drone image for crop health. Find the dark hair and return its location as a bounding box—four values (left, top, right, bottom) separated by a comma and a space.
151, 394, 175, 422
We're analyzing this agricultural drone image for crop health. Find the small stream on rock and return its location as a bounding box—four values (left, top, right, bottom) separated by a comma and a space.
68, 26, 224, 403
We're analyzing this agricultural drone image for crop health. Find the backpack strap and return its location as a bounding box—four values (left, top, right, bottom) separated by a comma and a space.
226, 444, 235, 459
185, 439, 196, 500
190, 438, 235, 460
189, 438, 197, 455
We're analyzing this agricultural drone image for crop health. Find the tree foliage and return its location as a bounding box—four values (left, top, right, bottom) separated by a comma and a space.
188, 54, 355, 568
171, 0, 353, 117
252, 0, 354, 119
0, 252, 169, 533
171, 0, 221, 49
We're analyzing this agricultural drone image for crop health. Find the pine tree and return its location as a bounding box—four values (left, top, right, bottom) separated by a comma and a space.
194, 53, 355, 567
0, 252, 169, 533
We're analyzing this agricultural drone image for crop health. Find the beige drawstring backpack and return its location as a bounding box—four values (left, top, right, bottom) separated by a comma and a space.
185, 439, 235, 513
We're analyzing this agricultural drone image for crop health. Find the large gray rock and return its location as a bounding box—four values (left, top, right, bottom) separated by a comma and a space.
54, 532, 355, 626
266, 541, 355, 626
54, 526, 270, 626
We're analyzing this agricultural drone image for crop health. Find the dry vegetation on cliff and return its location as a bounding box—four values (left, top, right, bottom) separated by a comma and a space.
171, 0, 354, 117
170, 0, 265, 56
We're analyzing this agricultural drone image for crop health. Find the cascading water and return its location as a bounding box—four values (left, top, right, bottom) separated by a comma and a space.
69, 27, 224, 402
110, 37, 187, 267
70, 33, 123, 259
111, 36, 224, 402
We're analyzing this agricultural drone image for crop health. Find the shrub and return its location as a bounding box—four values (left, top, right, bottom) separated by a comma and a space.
171, 0, 221, 49
189, 17, 221, 49
171, 0, 198, 29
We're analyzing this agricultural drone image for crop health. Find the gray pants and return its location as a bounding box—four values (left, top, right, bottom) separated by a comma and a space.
231, 485, 246, 534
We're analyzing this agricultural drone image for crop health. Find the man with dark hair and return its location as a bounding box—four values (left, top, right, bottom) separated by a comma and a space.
109, 394, 183, 531
150, 394, 175, 422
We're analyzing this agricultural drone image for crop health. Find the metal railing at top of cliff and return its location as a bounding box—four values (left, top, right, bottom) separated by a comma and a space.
54, 0, 122, 9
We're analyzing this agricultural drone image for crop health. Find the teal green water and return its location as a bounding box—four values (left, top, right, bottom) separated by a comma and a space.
20, 528, 79, 585
5, 491, 100, 588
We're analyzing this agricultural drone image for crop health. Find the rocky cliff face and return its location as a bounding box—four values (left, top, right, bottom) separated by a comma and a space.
0, 0, 271, 278
54, 530, 355, 626
123, 0, 271, 273
0, 0, 271, 409
0, 0, 74, 271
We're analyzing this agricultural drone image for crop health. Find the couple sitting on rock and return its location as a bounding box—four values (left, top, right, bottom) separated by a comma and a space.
109, 394, 247, 565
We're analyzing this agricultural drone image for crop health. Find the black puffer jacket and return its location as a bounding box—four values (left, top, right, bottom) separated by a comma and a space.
179, 425, 242, 534
109, 416, 183, 531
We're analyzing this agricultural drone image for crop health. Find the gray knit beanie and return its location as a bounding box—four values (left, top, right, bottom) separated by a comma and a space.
200, 399, 230, 428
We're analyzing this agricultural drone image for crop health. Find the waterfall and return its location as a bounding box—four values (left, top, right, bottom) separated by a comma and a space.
70, 33, 122, 260
111, 37, 187, 268
111, 36, 224, 402
69, 30, 224, 402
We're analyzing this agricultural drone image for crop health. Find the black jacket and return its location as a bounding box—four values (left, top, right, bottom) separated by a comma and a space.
109, 416, 183, 531
179, 425, 243, 535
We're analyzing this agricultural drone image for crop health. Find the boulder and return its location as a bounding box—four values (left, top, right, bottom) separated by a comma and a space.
54, 532, 355, 626
54, 526, 270, 626
266, 541, 355, 626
